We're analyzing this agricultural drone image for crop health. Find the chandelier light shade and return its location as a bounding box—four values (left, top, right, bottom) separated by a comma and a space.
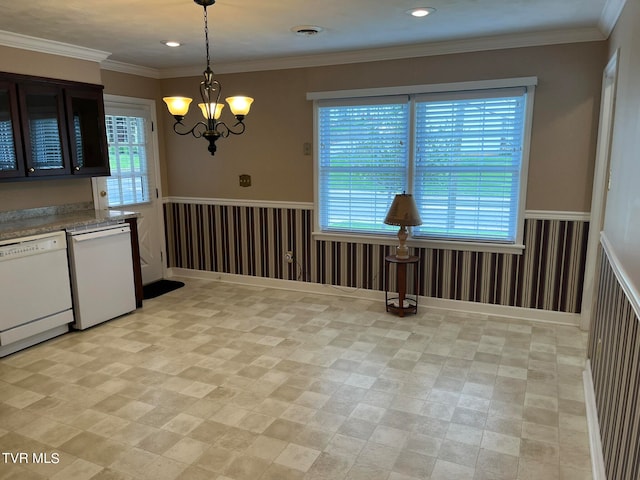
197, 102, 224, 120
384, 193, 423, 259
162, 0, 254, 156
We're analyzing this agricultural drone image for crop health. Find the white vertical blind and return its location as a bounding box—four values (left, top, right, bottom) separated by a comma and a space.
318, 98, 409, 234
412, 88, 527, 242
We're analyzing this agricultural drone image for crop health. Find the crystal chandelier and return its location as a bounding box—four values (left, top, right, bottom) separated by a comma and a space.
163, 0, 254, 156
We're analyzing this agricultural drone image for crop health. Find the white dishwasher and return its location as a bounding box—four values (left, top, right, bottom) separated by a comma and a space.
66, 223, 136, 330
0, 231, 73, 357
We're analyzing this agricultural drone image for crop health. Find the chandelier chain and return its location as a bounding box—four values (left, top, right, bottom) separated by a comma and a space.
204, 5, 211, 69
162, 0, 252, 155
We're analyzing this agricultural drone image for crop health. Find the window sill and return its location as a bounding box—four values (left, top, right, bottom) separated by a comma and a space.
312, 231, 525, 255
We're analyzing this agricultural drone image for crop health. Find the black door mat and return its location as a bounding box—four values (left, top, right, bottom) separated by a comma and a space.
143, 279, 185, 300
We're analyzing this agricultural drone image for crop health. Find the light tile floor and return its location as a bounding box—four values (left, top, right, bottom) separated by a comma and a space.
0, 278, 592, 480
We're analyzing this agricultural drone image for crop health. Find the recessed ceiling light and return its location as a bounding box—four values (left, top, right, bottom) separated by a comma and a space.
164, 41, 181, 48
407, 7, 436, 17
291, 25, 324, 36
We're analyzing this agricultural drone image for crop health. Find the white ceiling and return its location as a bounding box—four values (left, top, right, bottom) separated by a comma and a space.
0, 0, 621, 76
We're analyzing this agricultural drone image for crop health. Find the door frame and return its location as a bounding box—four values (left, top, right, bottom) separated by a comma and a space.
92, 94, 166, 282
580, 49, 619, 331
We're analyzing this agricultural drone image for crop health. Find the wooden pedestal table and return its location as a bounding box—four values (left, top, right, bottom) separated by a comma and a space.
384, 255, 419, 317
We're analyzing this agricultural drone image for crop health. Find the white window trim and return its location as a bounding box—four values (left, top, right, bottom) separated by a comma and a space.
312, 231, 525, 254
307, 77, 538, 101
311, 77, 537, 255
92, 95, 161, 210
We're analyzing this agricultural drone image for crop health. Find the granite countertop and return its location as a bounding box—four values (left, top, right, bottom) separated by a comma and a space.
0, 202, 140, 241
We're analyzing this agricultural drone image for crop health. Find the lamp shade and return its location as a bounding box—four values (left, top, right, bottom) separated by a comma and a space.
384, 193, 422, 226
163, 96, 193, 117
226, 96, 254, 116
198, 102, 225, 120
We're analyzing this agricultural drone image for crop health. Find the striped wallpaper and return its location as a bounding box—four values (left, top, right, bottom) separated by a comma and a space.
164, 201, 589, 313
588, 248, 640, 480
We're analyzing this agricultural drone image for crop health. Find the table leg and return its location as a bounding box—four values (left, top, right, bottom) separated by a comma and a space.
397, 263, 407, 318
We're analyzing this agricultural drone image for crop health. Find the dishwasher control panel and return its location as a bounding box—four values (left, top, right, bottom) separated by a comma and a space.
0, 232, 66, 260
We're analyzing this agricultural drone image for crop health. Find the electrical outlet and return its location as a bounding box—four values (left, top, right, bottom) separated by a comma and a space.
285, 251, 294, 263
239, 174, 251, 187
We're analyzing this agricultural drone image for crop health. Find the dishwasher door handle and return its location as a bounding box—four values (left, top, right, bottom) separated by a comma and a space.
71, 226, 130, 242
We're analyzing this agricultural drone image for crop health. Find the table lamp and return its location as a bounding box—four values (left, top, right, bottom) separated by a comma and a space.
384, 193, 422, 259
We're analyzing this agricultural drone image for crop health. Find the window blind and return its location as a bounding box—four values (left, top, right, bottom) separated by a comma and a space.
412, 88, 527, 242
73, 115, 83, 166
0, 119, 15, 170
29, 118, 62, 169
0, 91, 16, 170
318, 99, 409, 234
105, 115, 149, 207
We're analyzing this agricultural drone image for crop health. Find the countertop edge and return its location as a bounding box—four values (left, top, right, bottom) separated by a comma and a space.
0, 209, 140, 242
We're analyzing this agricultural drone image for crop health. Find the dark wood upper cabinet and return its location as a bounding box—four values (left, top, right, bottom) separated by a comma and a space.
0, 72, 110, 181
19, 82, 71, 177
66, 87, 109, 176
0, 80, 25, 179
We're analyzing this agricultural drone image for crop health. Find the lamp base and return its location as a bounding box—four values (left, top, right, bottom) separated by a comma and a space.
395, 225, 410, 259
395, 245, 410, 259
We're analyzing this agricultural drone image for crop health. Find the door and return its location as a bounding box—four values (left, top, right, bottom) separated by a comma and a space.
93, 96, 164, 285
581, 50, 619, 330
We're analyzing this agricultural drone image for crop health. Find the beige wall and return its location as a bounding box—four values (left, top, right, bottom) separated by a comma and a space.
161, 41, 606, 211
160, 68, 312, 201
0, 46, 101, 84
604, 0, 640, 297
0, 46, 101, 212
0, 40, 607, 214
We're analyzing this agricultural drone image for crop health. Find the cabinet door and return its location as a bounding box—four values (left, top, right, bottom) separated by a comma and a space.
0, 80, 24, 179
66, 87, 110, 176
19, 83, 70, 177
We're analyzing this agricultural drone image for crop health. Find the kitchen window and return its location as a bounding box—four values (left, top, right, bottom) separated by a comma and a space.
104, 114, 150, 207
311, 77, 536, 251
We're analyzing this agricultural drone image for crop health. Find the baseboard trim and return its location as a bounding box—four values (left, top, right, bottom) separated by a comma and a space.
168, 268, 580, 326
584, 360, 607, 480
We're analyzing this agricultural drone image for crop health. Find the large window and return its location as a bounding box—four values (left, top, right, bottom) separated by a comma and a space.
318, 98, 409, 235
314, 79, 535, 247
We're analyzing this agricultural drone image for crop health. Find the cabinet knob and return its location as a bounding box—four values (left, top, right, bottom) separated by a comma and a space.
100, 190, 107, 197
28, 167, 35, 173
74, 166, 81, 171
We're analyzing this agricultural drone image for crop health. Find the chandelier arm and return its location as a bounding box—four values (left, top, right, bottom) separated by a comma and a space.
214, 120, 247, 137
171, 120, 210, 138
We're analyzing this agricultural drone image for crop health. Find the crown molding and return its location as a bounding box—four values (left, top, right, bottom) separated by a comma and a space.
100, 59, 161, 79
0, 24, 607, 80
598, 0, 628, 37
159, 26, 606, 78
0, 30, 110, 63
